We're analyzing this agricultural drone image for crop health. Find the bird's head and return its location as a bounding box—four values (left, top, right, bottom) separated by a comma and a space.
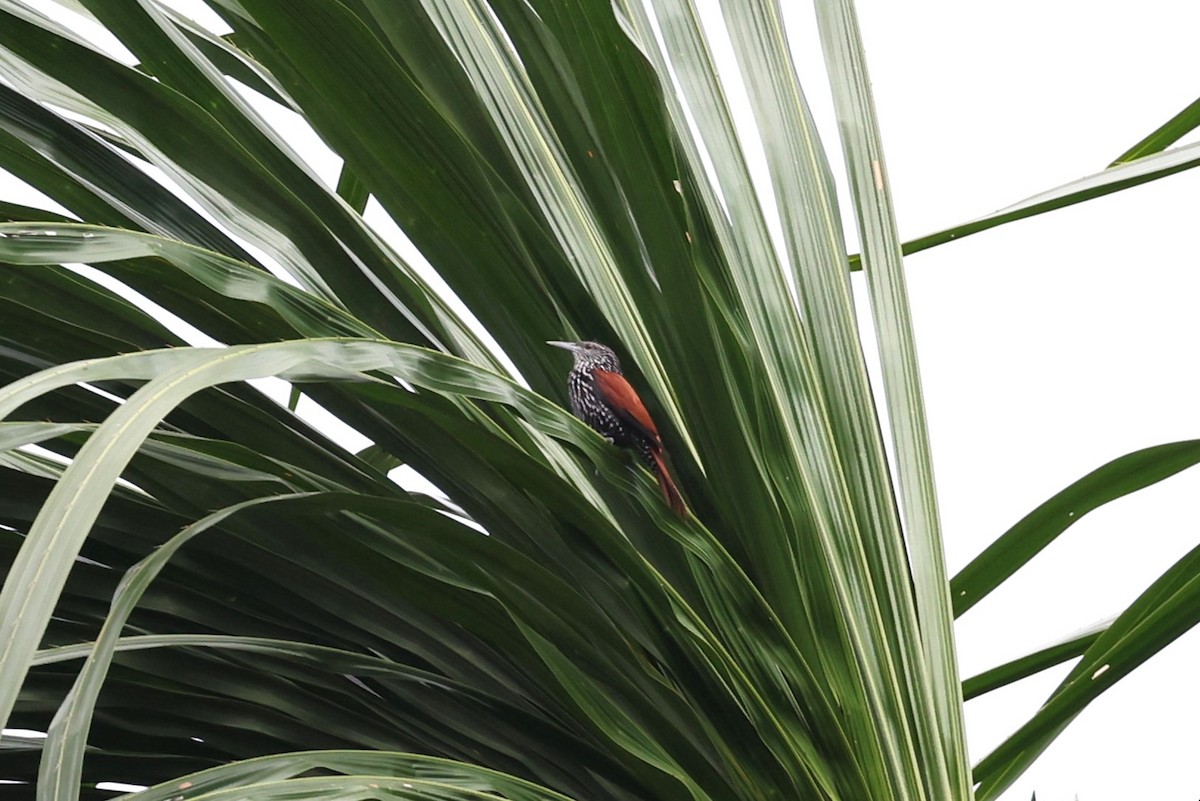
547, 340, 620, 371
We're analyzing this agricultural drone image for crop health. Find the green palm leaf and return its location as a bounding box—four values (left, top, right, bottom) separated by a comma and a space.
0, 2, 1193, 800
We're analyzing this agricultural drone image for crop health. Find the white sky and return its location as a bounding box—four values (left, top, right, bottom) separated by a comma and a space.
842, 2, 1200, 800
3, 2, 1199, 800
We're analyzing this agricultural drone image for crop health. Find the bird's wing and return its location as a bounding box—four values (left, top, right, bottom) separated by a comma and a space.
593, 369, 662, 445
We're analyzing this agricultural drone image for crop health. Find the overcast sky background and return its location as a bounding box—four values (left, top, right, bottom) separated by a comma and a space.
4, 2, 1200, 800
835, 3, 1200, 800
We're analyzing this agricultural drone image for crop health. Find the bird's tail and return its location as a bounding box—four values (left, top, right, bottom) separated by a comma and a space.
648, 449, 688, 517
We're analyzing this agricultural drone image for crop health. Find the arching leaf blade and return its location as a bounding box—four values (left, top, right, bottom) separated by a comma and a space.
962, 621, 1108, 701
973, 540, 1200, 799
952, 440, 1200, 617
1110, 96, 1200, 165
851, 142, 1200, 267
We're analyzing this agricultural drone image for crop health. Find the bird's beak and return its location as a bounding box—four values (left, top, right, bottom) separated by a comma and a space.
546, 340, 578, 351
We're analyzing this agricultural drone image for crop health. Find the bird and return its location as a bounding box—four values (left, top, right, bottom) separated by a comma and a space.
547, 340, 686, 516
